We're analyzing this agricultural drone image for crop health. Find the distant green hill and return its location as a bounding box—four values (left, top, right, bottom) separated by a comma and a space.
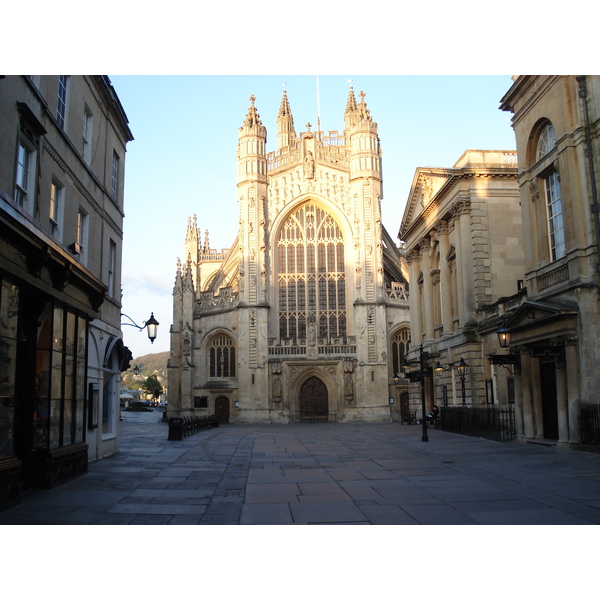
130, 351, 169, 378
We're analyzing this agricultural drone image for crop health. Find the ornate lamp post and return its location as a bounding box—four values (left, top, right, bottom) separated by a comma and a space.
402, 344, 431, 442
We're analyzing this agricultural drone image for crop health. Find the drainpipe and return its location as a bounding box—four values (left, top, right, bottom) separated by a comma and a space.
576, 76, 600, 273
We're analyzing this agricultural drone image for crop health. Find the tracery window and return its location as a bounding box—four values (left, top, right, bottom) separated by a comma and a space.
391, 328, 410, 376
536, 122, 556, 161
209, 334, 236, 378
277, 203, 346, 343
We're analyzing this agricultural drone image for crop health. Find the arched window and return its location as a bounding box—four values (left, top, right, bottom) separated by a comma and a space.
209, 334, 236, 378
277, 202, 346, 343
391, 328, 411, 376
535, 122, 565, 261
536, 122, 556, 161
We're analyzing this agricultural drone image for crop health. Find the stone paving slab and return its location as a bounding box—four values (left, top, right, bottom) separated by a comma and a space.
1, 411, 600, 525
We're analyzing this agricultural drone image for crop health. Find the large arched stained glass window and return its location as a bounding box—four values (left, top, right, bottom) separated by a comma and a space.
277, 203, 347, 344
209, 334, 236, 378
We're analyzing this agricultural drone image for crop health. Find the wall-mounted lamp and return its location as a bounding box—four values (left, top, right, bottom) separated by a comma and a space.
497, 326, 511, 348
133, 365, 140, 376
234, 401, 240, 409
121, 312, 160, 344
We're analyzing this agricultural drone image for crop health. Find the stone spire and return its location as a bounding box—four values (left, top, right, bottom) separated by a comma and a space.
185, 214, 199, 244
357, 90, 373, 125
241, 95, 264, 131
173, 257, 183, 294
277, 88, 296, 149
237, 95, 267, 186
183, 255, 195, 293
344, 86, 358, 129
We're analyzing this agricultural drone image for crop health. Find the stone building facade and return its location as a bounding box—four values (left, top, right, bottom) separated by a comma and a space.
0, 76, 132, 508
489, 75, 600, 446
398, 150, 523, 415
169, 88, 410, 424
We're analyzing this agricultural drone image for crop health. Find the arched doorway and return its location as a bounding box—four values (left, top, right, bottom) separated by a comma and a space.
300, 376, 328, 422
214, 396, 230, 424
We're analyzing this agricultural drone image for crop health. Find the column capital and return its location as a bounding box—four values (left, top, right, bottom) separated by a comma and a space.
435, 219, 450, 236
452, 196, 471, 216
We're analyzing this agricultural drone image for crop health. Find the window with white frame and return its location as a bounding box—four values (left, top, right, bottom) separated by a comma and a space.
108, 239, 117, 298
56, 76, 68, 129
111, 152, 119, 200
76, 209, 89, 264
536, 122, 557, 162
82, 106, 93, 164
536, 122, 566, 261
544, 171, 566, 261
49, 181, 64, 240
15, 141, 37, 215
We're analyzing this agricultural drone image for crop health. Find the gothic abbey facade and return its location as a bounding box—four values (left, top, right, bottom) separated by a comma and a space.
168, 87, 410, 423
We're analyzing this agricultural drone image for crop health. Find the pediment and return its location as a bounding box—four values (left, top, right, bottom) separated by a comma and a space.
504, 300, 578, 331
399, 168, 453, 238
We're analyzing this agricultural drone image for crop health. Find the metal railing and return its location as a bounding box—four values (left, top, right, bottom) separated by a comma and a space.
441, 405, 516, 441
580, 403, 600, 446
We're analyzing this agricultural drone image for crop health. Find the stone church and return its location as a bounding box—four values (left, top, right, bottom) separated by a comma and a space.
168, 87, 410, 423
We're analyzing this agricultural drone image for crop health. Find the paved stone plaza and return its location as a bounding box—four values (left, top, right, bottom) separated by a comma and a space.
2, 410, 600, 525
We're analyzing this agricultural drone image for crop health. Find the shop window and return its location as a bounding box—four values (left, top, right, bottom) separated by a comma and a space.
0, 279, 19, 458
33, 302, 87, 450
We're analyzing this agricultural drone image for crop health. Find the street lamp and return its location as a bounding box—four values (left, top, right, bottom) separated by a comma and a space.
456, 357, 468, 404
121, 312, 160, 344
497, 326, 511, 348
133, 365, 140, 376
402, 345, 432, 442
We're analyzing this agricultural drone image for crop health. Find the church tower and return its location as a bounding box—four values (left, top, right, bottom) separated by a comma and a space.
344, 87, 387, 370
169, 84, 409, 424
236, 96, 270, 410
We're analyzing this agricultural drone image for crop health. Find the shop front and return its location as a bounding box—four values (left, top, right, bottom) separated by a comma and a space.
0, 201, 106, 509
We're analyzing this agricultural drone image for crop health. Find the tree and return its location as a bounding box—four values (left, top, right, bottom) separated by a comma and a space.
141, 374, 164, 401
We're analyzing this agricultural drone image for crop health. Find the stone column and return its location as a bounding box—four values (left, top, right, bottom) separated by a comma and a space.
436, 220, 453, 335
420, 237, 434, 341
556, 358, 569, 444
450, 209, 465, 327
520, 351, 535, 439
530, 358, 543, 438
407, 249, 422, 345
565, 342, 581, 443
456, 197, 475, 324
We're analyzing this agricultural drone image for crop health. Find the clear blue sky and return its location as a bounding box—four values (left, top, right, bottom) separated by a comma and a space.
111, 75, 518, 358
